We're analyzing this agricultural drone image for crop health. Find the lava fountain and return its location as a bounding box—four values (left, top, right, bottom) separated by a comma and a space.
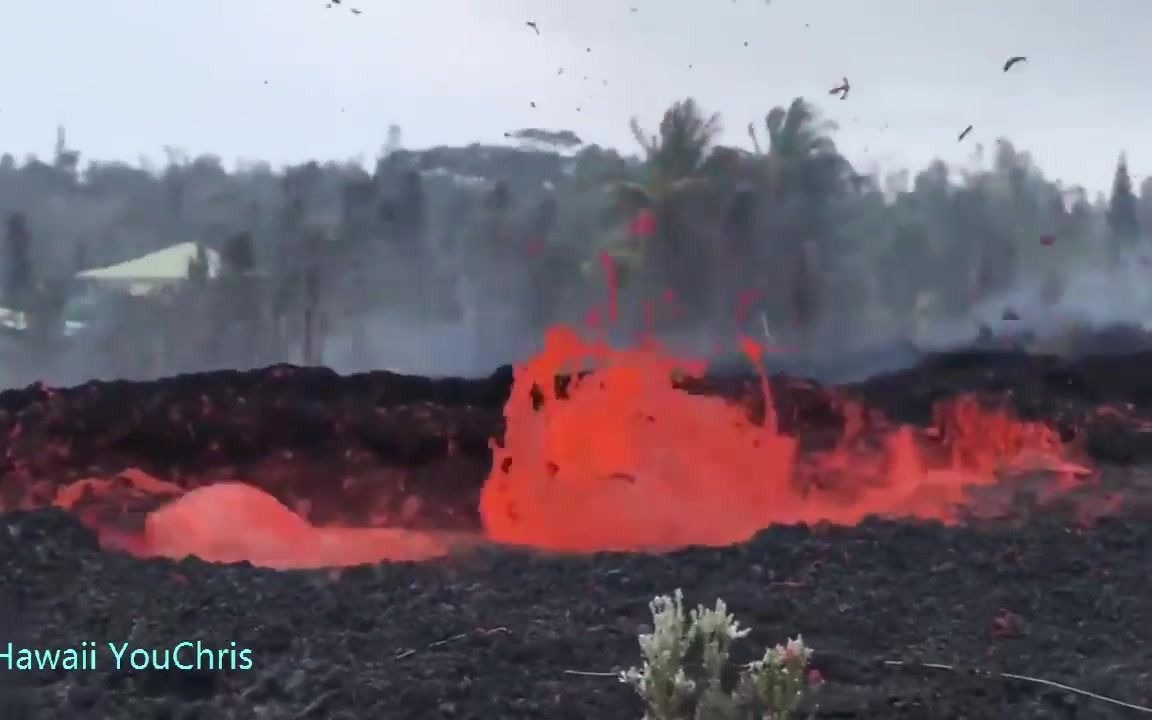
479, 326, 1090, 552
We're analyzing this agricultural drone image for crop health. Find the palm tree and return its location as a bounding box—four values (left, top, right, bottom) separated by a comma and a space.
748, 98, 846, 201
610, 99, 728, 326
628, 98, 722, 195
4, 212, 33, 314
483, 179, 515, 247
745, 98, 853, 346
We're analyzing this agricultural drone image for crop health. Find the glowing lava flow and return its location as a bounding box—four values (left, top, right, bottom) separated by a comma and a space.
479, 327, 1090, 552
143, 483, 448, 569
40, 474, 451, 569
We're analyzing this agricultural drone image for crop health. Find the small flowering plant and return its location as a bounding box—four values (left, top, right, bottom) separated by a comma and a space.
620, 589, 817, 720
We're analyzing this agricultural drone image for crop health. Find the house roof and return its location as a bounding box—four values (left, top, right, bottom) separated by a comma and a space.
77, 242, 220, 283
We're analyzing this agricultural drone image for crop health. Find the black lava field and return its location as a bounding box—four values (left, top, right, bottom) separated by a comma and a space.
3, 345, 1152, 719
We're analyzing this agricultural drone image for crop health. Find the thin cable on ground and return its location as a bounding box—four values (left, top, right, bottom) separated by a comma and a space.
883, 660, 1152, 714
560, 662, 1152, 714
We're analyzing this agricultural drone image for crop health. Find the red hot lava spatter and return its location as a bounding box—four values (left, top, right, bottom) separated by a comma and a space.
478, 255, 1092, 552
478, 327, 1090, 552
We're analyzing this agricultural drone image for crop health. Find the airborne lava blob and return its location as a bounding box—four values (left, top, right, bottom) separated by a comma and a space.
479, 327, 1090, 552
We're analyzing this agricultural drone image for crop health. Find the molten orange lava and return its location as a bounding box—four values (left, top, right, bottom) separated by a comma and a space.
479, 327, 1091, 552
144, 483, 447, 569
19, 472, 451, 568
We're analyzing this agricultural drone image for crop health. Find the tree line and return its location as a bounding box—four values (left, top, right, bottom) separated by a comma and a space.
0, 97, 1146, 383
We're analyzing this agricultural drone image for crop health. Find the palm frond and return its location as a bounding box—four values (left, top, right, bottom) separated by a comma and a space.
629, 118, 657, 157
747, 122, 763, 155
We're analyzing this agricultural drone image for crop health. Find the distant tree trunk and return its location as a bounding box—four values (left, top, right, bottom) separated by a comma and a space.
25, 278, 69, 371
640, 199, 691, 331
302, 265, 322, 365
974, 235, 1017, 301
718, 189, 758, 336
1108, 154, 1140, 269
472, 181, 529, 366
342, 178, 381, 364
206, 232, 262, 369
270, 198, 305, 359
400, 171, 431, 317
790, 240, 820, 352
526, 194, 559, 334
4, 212, 33, 313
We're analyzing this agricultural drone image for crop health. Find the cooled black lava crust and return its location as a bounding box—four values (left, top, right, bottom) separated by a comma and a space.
2, 508, 1150, 719
4, 349, 1152, 718
4, 349, 1152, 524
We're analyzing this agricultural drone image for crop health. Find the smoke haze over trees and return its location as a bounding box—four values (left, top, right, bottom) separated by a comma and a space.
1, 97, 1151, 389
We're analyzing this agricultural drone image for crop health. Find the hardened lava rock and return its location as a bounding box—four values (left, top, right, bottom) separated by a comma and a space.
3, 508, 1150, 718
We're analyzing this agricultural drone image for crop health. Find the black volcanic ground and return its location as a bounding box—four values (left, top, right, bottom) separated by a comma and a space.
4, 345, 1152, 719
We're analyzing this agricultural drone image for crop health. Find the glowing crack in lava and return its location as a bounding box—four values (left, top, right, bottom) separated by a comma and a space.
479, 327, 1091, 552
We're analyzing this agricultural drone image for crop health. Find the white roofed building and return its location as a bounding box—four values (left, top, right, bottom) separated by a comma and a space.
76, 242, 221, 296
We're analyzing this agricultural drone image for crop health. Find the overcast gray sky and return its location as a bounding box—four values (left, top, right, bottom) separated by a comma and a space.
1, 0, 1148, 193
